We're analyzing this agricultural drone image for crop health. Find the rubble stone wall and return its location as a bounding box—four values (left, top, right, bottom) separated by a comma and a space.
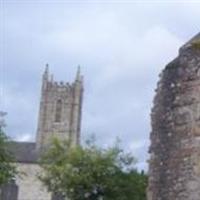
148, 41, 200, 199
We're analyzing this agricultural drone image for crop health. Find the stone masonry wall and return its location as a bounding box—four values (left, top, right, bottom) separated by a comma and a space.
16, 163, 51, 200
148, 39, 200, 199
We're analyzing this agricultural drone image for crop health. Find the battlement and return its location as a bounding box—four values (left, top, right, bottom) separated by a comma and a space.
46, 81, 72, 90
42, 64, 83, 92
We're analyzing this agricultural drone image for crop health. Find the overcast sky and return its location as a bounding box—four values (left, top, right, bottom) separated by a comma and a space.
0, 0, 200, 170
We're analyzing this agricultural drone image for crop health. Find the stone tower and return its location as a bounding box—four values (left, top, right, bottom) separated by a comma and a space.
36, 65, 83, 150
148, 33, 200, 200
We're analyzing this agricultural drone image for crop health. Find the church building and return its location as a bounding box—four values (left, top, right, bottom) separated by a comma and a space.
1, 66, 84, 200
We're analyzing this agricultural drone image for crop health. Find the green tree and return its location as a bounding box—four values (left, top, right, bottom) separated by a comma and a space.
0, 112, 17, 186
39, 138, 147, 200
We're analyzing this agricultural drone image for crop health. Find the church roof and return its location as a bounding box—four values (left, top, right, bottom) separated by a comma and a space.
8, 142, 39, 163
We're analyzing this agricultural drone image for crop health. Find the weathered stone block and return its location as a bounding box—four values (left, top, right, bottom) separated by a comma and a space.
148, 33, 200, 200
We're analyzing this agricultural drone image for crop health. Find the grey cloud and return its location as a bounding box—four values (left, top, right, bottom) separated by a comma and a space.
1, 1, 200, 170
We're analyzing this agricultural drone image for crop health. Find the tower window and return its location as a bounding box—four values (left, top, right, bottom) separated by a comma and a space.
55, 99, 62, 122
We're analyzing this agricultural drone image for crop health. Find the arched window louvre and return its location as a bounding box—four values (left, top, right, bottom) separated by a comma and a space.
55, 99, 62, 122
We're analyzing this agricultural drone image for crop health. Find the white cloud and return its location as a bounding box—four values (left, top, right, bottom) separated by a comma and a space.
1, 1, 200, 170
14, 133, 34, 142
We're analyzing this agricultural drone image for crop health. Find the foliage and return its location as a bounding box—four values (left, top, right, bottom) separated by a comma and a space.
39, 138, 147, 200
0, 111, 6, 128
0, 127, 17, 186
112, 170, 147, 200
191, 40, 200, 50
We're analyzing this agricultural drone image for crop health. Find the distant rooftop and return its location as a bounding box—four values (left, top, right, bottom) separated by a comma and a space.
8, 142, 38, 163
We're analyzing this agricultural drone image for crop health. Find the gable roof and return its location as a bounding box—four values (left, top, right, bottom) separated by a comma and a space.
8, 142, 39, 163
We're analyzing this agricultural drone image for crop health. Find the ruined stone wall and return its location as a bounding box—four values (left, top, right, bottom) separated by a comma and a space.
36, 66, 83, 150
148, 39, 200, 200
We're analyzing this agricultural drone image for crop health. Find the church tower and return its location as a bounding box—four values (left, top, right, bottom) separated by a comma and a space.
36, 65, 83, 150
